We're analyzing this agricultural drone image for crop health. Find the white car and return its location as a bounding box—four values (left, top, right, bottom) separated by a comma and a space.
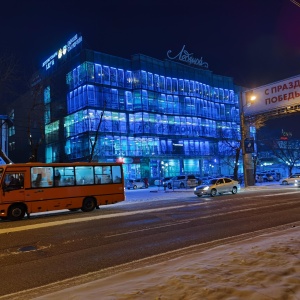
281, 174, 300, 185
165, 175, 198, 189
127, 179, 148, 189
194, 177, 240, 197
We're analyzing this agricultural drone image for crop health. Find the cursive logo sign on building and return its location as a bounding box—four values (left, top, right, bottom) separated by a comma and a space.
167, 45, 209, 69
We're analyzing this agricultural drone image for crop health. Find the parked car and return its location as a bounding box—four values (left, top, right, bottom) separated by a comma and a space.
226, 175, 244, 184
256, 171, 281, 182
198, 176, 213, 185
165, 175, 198, 189
256, 172, 273, 182
281, 174, 300, 185
160, 177, 172, 187
194, 177, 240, 197
127, 179, 149, 190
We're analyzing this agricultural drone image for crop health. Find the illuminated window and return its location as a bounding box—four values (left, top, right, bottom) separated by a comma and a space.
117, 69, 124, 87
141, 70, 147, 88
166, 77, 172, 92
158, 94, 166, 113
95, 64, 102, 83
154, 74, 159, 91
103, 66, 110, 84
125, 71, 132, 88
167, 95, 173, 114
147, 72, 153, 89
110, 67, 117, 86
172, 78, 178, 93
44, 86, 51, 104
159, 76, 165, 91
142, 90, 148, 110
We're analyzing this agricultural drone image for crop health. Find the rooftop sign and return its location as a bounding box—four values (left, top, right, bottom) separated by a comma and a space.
243, 75, 300, 116
42, 34, 82, 71
166, 45, 209, 69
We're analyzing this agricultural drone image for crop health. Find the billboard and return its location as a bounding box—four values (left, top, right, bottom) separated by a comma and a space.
243, 75, 300, 116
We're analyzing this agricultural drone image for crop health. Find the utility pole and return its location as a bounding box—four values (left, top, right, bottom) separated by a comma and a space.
240, 91, 255, 187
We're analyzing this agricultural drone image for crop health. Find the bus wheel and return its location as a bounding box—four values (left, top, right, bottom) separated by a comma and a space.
8, 204, 26, 221
81, 197, 96, 212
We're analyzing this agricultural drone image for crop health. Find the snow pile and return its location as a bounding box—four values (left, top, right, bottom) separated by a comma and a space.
35, 225, 300, 299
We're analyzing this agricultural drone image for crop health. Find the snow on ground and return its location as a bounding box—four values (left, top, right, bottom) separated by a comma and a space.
35, 225, 300, 300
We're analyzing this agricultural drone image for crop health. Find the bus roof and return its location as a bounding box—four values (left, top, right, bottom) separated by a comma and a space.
0, 162, 123, 169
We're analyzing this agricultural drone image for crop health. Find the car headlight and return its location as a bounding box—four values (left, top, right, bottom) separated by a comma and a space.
203, 186, 209, 191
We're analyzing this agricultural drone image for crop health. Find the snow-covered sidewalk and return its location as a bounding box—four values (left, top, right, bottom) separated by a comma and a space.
35, 225, 300, 300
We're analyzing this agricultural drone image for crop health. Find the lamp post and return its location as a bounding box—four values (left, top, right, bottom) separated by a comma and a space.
240, 91, 256, 187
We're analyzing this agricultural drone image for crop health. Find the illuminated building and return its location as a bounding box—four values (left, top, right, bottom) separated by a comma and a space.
28, 35, 244, 181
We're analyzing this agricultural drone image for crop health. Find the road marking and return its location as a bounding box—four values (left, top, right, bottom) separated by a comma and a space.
0, 191, 299, 235
261, 191, 300, 197
0, 204, 199, 235
105, 220, 192, 237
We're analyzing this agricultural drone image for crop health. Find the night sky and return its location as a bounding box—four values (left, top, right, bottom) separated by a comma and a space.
1, 0, 300, 135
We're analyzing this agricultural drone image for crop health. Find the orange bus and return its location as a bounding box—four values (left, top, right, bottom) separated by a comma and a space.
0, 162, 125, 221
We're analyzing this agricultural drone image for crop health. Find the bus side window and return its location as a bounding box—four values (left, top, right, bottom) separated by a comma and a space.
97, 176, 101, 184
112, 166, 122, 183
101, 166, 112, 184
94, 166, 102, 185
75, 166, 93, 185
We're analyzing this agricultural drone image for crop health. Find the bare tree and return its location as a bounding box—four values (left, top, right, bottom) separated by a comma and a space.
217, 114, 267, 181
27, 84, 44, 162
0, 119, 13, 163
0, 51, 23, 163
262, 138, 300, 176
88, 110, 104, 162
0, 52, 21, 104
88, 101, 106, 162
217, 127, 241, 180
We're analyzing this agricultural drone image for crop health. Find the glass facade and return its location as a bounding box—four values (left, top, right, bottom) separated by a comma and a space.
43, 50, 243, 183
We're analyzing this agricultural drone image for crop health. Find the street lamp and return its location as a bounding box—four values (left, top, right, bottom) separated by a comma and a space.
240, 91, 256, 187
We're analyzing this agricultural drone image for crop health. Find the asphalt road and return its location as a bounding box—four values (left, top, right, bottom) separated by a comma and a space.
0, 184, 299, 299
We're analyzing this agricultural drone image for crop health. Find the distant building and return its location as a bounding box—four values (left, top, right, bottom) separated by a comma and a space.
7, 90, 45, 163
0, 115, 13, 164
9, 34, 247, 182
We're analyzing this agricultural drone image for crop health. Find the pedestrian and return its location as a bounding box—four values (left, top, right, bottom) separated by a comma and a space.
54, 170, 61, 186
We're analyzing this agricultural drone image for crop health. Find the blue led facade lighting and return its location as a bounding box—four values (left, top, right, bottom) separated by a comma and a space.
41, 38, 243, 182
